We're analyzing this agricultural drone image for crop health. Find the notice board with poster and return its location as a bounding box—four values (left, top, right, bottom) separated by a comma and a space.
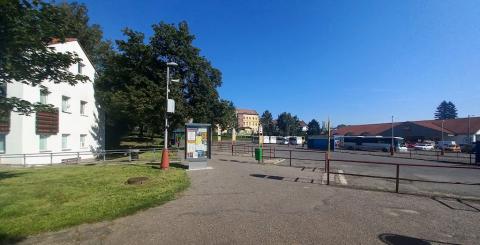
185, 123, 212, 169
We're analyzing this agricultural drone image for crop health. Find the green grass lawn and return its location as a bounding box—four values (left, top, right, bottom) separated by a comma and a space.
0, 163, 189, 243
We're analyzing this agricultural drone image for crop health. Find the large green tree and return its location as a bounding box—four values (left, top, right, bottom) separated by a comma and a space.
260, 110, 275, 135
434, 100, 458, 120
0, 0, 90, 115
96, 22, 235, 146
277, 112, 300, 136
307, 119, 321, 136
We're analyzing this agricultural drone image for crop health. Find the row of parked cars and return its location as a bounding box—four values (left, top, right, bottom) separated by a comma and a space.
406, 141, 475, 153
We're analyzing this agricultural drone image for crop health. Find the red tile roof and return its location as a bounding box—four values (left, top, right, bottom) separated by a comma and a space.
236, 109, 258, 115
334, 117, 480, 136
48, 38, 78, 45
335, 122, 402, 136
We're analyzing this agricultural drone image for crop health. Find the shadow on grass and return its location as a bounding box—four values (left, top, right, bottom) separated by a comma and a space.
0, 232, 25, 245
150, 163, 188, 170
0, 171, 25, 181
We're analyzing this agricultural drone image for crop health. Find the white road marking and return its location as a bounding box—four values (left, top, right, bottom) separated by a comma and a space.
272, 159, 286, 165
338, 170, 348, 185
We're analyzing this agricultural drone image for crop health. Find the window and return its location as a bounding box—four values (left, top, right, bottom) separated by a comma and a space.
39, 135, 48, 151
80, 101, 87, 116
80, 134, 87, 148
62, 134, 69, 150
62, 96, 70, 113
0, 134, 5, 153
77, 62, 84, 74
40, 90, 48, 104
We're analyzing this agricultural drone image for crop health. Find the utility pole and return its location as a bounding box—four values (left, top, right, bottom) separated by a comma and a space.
391, 116, 394, 156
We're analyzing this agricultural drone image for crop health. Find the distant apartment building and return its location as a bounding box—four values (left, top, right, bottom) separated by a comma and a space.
236, 109, 259, 134
0, 38, 104, 165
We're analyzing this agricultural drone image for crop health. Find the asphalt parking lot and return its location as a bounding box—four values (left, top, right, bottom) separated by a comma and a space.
214, 143, 480, 199
22, 154, 480, 244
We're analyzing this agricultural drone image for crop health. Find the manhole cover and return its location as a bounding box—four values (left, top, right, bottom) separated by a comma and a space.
126, 176, 149, 185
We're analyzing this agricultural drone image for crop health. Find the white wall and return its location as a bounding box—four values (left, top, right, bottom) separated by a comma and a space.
1, 41, 103, 165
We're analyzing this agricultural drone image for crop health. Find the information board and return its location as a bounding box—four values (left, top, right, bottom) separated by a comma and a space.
185, 123, 211, 161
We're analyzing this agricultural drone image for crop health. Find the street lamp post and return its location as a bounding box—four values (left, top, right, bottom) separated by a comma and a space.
391, 116, 394, 156
468, 115, 472, 144
441, 120, 445, 155
161, 62, 178, 170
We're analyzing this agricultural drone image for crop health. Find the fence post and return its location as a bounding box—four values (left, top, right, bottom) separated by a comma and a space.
289, 150, 292, 167
325, 152, 328, 173
326, 155, 330, 185
437, 151, 439, 161
23, 154, 26, 167
395, 164, 400, 193
251, 146, 254, 157
103, 151, 106, 161
409, 150, 412, 159
153, 148, 156, 162
470, 153, 472, 164
231, 144, 234, 156
50, 153, 53, 165
129, 150, 132, 162
77, 152, 80, 164
274, 147, 276, 158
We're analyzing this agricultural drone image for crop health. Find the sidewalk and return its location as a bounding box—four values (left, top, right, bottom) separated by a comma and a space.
21, 154, 480, 244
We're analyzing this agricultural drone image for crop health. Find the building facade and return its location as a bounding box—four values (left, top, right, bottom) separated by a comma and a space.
0, 39, 104, 165
334, 117, 480, 144
236, 109, 259, 134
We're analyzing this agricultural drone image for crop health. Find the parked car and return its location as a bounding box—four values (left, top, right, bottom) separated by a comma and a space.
437, 141, 461, 152
277, 137, 288, 145
406, 142, 416, 148
460, 144, 476, 154
414, 143, 435, 151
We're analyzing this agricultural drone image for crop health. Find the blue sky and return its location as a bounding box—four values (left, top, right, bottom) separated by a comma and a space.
78, 0, 480, 126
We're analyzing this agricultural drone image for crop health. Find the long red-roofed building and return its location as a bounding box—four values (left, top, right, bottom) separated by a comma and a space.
334, 117, 480, 144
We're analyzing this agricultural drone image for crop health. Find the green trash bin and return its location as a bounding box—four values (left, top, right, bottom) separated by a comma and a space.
255, 148, 263, 161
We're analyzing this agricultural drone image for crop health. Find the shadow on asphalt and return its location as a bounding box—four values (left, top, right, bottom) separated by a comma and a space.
249, 172, 480, 209
432, 196, 480, 212
250, 173, 321, 184
378, 233, 460, 245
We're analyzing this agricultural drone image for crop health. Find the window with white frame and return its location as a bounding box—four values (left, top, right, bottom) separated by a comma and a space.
77, 62, 84, 74
40, 89, 48, 104
62, 96, 70, 113
0, 134, 5, 154
39, 135, 48, 151
80, 101, 87, 116
62, 134, 69, 150
80, 134, 87, 148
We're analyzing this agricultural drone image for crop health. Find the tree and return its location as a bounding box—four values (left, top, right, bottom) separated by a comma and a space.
276, 112, 300, 136
0, 0, 90, 115
55, 2, 113, 72
260, 110, 275, 135
96, 22, 233, 146
307, 119, 321, 135
435, 100, 458, 120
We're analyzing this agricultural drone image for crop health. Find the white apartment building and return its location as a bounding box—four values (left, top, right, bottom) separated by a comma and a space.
0, 39, 104, 165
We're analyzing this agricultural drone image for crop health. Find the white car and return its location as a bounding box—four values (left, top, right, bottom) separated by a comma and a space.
414, 143, 434, 151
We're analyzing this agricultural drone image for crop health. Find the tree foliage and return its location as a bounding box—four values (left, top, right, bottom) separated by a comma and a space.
260, 110, 275, 135
96, 22, 235, 144
0, 0, 90, 114
276, 112, 301, 136
434, 100, 458, 120
307, 119, 321, 136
